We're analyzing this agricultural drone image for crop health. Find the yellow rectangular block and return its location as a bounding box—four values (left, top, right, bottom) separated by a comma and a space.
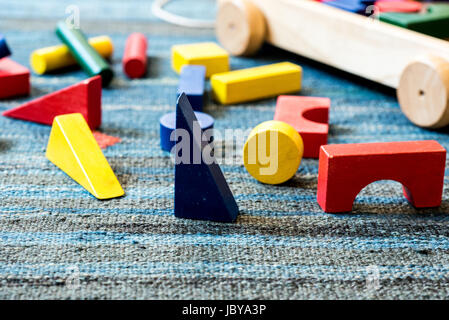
172, 42, 229, 78
46, 113, 124, 199
211, 62, 302, 105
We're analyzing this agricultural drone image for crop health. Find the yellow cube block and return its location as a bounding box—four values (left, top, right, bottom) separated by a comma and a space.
172, 42, 229, 78
211, 62, 302, 105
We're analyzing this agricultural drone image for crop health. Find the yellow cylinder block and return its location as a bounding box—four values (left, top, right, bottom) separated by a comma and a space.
30, 35, 114, 75
243, 120, 304, 185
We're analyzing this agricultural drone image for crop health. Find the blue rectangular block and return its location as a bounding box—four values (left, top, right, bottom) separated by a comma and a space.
177, 65, 206, 111
324, 0, 368, 14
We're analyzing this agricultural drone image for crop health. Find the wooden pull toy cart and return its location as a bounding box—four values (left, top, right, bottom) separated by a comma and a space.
216, 0, 449, 129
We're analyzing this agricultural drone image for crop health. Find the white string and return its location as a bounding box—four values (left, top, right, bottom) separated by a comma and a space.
151, 0, 216, 29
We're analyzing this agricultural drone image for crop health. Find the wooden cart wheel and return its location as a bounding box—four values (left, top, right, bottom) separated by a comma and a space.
397, 55, 449, 129
216, 0, 266, 56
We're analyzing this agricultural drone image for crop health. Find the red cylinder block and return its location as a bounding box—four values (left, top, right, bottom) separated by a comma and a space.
123, 33, 147, 79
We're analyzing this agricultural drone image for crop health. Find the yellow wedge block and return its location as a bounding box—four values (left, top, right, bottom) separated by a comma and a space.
171, 42, 229, 78
46, 113, 124, 199
30, 35, 114, 75
211, 62, 302, 104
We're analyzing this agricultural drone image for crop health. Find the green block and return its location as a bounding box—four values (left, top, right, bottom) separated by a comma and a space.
55, 21, 114, 87
380, 4, 449, 39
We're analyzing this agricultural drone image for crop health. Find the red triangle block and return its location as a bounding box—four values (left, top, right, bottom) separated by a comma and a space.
0, 58, 30, 99
3, 75, 102, 129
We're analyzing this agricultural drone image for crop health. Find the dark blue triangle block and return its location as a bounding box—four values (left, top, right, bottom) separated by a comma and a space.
0, 35, 11, 59
174, 93, 238, 222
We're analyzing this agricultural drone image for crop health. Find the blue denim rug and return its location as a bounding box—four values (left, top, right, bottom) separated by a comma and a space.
0, 0, 448, 299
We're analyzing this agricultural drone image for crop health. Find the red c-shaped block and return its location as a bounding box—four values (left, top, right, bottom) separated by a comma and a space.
274, 96, 330, 158
317, 140, 446, 213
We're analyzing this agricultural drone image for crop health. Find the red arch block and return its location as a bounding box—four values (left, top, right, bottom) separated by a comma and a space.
274, 95, 329, 158
317, 140, 446, 213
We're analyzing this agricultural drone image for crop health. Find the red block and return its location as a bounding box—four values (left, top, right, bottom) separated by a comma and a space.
375, 1, 422, 13
3, 75, 102, 129
317, 140, 446, 213
0, 58, 30, 99
123, 33, 147, 79
274, 95, 330, 158
92, 131, 122, 149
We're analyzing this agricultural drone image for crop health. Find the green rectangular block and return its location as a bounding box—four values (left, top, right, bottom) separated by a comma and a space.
380, 4, 449, 39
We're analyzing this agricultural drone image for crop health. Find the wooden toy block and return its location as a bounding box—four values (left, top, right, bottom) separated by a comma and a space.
160, 109, 213, 152
380, 4, 449, 39
243, 120, 304, 185
171, 42, 229, 78
177, 65, 206, 111
323, 0, 367, 14
274, 95, 330, 159
317, 140, 446, 213
174, 93, 238, 222
211, 62, 302, 105
92, 131, 122, 149
30, 35, 113, 75
216, 0, 449, 128
123, 33, 147, 79
3, 76, 101, 129
0, 58, 30, 100
56, 21, 114, 87
0, 35, 11, 58
375, 1, 422, 13
46, 113, 124, 200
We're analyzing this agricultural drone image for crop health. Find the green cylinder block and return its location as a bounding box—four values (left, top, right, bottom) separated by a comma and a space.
56, 21, 113, 86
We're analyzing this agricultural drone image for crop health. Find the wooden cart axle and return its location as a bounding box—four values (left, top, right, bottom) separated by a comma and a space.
216, 0, 449, 128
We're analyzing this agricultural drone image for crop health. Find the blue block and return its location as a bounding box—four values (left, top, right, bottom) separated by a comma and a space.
177, 65, 206, 111
174, 93, 239, 222
324, 0, 368, 14
159, 110, 214, 152
0, 35, 11, 59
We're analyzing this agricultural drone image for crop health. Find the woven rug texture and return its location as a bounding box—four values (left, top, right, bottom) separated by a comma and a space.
0, 0, 449, 299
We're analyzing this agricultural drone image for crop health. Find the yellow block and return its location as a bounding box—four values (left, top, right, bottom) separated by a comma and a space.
211, 62, 302, 104
46, 113, 124, 199
243, 120, 303, 185
30, 35, 114, 75
172, 42, 229, 78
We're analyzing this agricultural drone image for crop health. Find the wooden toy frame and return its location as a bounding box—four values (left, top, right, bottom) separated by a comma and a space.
216, 0, 449, 128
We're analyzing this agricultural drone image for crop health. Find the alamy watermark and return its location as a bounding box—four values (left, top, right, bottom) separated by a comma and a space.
366, 265, 381, 293
169, 122, 281, 176
366, 5, 380, 21
65, 4, 80, 29
65, 265, 81, 290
